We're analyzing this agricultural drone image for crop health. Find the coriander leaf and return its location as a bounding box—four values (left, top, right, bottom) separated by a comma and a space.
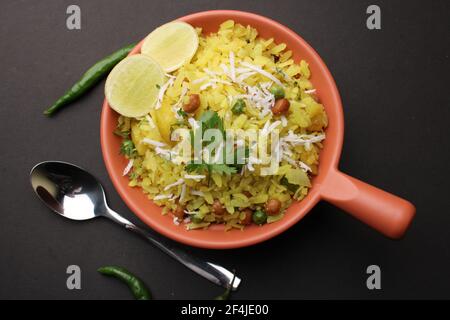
231, 99, 246, 115
199, 110, 224, 136
210, 164, 237, 175
129, 171, 139, 180
199, 110, 216, 124
120, 139, 136, 158
177, 109, 188, 118
185, 162, 208, 173
191, 110, 225, 147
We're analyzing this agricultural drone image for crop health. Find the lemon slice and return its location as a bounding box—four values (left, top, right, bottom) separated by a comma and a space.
105, 54, 165, 118
141, 21, 199, 72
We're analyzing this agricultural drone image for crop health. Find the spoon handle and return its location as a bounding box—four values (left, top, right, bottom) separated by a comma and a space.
104, 207, 241, 291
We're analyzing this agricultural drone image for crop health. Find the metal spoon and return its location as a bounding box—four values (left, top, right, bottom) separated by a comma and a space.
30, 161, 240, 291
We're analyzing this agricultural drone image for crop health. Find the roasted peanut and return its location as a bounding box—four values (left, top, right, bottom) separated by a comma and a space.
183, 94, 200, 113
172, 205, 185, 219
265, 199, 282, 215
243, 191, 252, 198
271, 98, 290, 115
212, 199, 226, 215
241, 208, 253, 225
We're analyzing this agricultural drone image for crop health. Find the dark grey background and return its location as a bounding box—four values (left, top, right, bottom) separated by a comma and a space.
0, 0, 449, 300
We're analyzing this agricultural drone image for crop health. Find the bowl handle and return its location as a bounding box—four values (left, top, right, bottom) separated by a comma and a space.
320, 169, 415, 238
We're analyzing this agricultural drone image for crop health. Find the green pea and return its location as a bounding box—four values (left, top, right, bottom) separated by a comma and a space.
231, 99, 246, 114
270, 86, 285, 99
252, 210, 267, 225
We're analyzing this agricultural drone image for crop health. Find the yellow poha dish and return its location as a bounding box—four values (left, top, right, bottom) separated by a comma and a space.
115, 20, 328, 230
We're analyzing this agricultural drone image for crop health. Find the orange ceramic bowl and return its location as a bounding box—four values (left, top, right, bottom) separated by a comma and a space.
101, 10, 415, 249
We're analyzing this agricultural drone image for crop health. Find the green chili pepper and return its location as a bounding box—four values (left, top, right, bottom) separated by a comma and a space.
97, 266, 151, 300
44, 42, 137, 116
214, 271, 236, 300
252, 210, 267, 225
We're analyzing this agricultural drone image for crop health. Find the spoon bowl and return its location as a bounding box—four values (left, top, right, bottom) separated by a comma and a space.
31, 161, 104, 221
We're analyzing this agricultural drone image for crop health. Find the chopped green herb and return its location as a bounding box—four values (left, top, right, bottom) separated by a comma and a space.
155, 84, 161, 89
231, 99, 246, 114
129, 171, 139, 180
185, 162, 208, 173
120, 139, 136, 157
199, 110, 224, 134
190, 110, 225, 147
177, 109, 188, 117
187, 110, 247, 176
210, 164, 237, 175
